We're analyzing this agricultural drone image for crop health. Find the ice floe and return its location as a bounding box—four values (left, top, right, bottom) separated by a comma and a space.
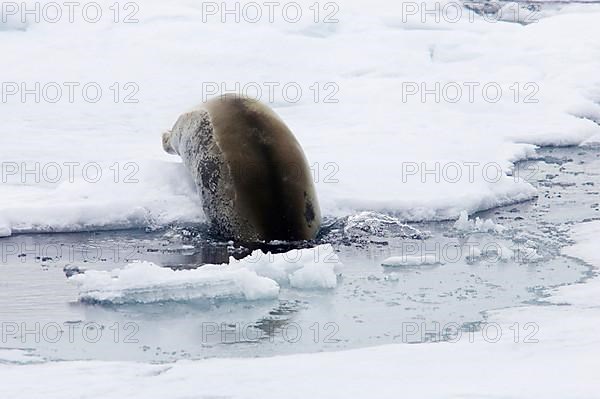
70, 245, 342, 304
2, 1, 600, 232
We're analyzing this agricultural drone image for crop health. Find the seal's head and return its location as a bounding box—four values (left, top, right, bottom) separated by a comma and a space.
162, 130, 177, 155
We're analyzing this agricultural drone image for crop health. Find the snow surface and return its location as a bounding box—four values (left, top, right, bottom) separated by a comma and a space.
2, 0, 600, 234
552, 221, 600, 306
70, 245, 341, 304
2, 221, 600, 398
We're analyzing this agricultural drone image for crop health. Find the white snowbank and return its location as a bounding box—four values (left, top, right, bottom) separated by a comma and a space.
0, 161, 204, 234
3, 224, 600, 399
70, 245, 342, 304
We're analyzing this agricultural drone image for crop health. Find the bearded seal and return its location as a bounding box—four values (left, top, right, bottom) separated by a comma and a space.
163, 95, 321, 242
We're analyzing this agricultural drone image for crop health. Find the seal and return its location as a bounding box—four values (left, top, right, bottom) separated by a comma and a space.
163, 95, 321, 242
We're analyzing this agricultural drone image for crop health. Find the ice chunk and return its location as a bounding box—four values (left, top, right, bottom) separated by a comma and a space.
341, 212, 427, 243
70, 245, 342, 304
70, 261, 280, 304
0, 225, 11, 238
454, 211, 505, 234
236, 244, 342, 288
513, 245, 543, 263
289, 262, 337, 289
0, 216, 11, 238
381, 254, 442, 267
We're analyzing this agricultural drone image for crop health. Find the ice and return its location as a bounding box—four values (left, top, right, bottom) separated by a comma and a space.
0, 215, 11, 238
466, 243, 514, 263
552, 221, 600, 306
319, 212, 429, 245
1, 1, 600, 233
70, 261, 280, 304
2, 2, 600, 395
513, 245, 544, 263
0, 349, 44, 365
4, 223, 600, 398
381, 255, 442, 267
289, 262, 338, 289
581, 133, 600, 146
0, 11, 27, 32
453, 210, 506, 233
0, 161, 204, 234
343, 212, 428, 241
237, 244, 342, 288
70, 245, 342, 304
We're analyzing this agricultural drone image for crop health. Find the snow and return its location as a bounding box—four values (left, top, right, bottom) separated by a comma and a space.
70, 245, 342, 304
1, 1, 600, 233
2, 223, 599, 398
0, 161, 204, 234
551, 221, 600, 307
2, 3, 600, 396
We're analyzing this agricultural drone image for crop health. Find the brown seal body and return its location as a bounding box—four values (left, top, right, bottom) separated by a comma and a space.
163, 95, 321, 242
